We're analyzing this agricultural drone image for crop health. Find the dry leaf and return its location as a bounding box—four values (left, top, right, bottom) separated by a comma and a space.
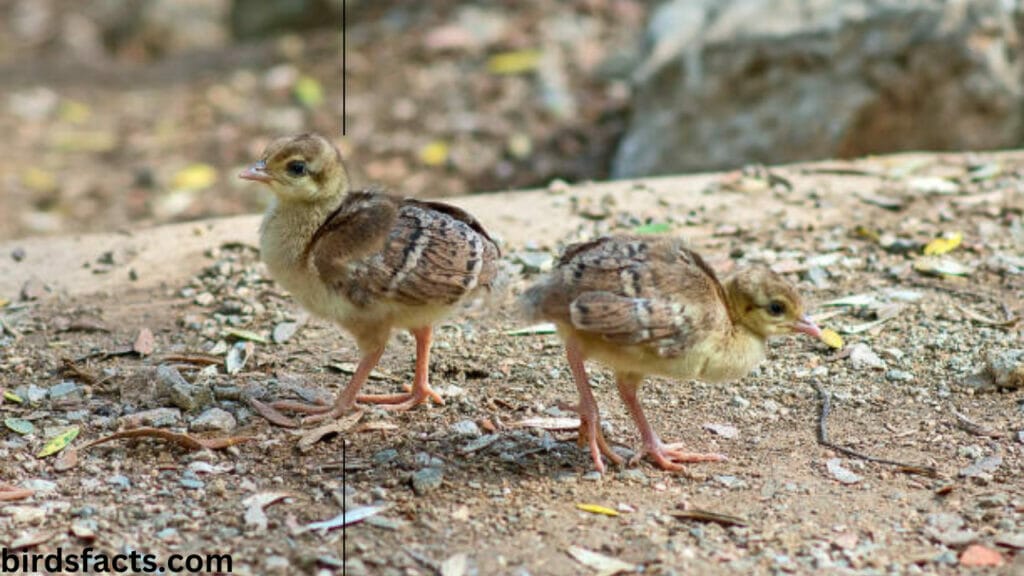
133, 327, 155, 356
512, 417, 580, 430
10, 531, 54, 550
243, 491, 294, 533
566, 546, 637, 576
0, 483, 34, 501
302, 505, 388, 534
296, 412, 363, 452
80, 427, 253, 452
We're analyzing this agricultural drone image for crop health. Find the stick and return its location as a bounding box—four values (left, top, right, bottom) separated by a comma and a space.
813, 381, 938, 477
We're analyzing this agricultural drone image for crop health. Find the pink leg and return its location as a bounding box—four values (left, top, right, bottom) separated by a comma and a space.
263, 346, 386, 426
565, 338, 623, 473
615, 373, 726, 472
355, 326, 443, 411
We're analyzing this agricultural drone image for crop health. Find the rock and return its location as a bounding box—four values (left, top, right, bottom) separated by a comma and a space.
373, 449, 398, 465
20, 278, 48, 301
959, 544, 1004, 567
730, 395, 750, 409
615, 0, 1024, 177
925, 513, 978, 546
190, 407, 237, 432
960, 455, 1003, 478
48, 380, 81, 400
451, 420, 481, 437
107, 475, 131, 490
272, 322, 299, 343
21, 479, 57, 494
826, 458, 862, 484
849, 343, 887, 370
964, 349, 1024, 392
157, 365, 213, 412
265, 555, 291, 574
411, 468, 444, 495
885, 369, 914, 382
122, 407, 181, 428
514, 251, 554, 274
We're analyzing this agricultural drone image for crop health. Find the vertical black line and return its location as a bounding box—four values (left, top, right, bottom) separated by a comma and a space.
342, 438, 347, 573
342, 0, 347, 136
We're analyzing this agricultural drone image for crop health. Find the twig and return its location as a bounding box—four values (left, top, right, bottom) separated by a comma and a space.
953, 410, 1004, 439
813, 381, 938, 477
671, 509, 747, 527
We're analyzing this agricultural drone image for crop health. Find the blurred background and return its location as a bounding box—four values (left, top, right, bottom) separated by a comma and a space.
2, 0, 1022, 241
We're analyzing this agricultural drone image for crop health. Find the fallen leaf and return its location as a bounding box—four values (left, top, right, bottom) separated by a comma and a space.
923, 232, 963, 256
702, 423, 739, 439
959, 544, 1004, 567
243, 491, 294, 533
913, 257, 972, 277
0, 483, 34, 501
303, 505, 388, 533
512, 417, 580, 430
505, 323, 557, 336
10, 531, 53, 550
296, 412, 363, 452
3, 390, 24, 403
172, 163, 218, 191
53, 448, 78, 472
133, 327, 155, 356
80, 427, 253, 452
487, 50, 542, 75
819, 328, 844, 349
58, 100, 92, 124
222, 328, 267, 343
418, 140, 450, 167
826, 458, 862, 484
566, 546, 637, 576
671, 509, 748, 527
576, 503, 620, 517
632, 222, 671, 235
440, 553, 469, 576
37, 426, 79, 458
5, 418, 35, 435
293, 75, 324, 108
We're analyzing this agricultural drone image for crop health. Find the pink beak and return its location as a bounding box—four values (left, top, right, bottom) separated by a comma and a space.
239, 161, 272, 183
792, 315, 823, 339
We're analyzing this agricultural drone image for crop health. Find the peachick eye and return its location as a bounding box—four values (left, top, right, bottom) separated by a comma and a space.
286, 161, 306, 176
767, 300, 786, 316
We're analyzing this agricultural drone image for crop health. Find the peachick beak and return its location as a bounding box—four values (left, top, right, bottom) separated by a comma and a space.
239, 161, 272, 183
793, 314, 823, 339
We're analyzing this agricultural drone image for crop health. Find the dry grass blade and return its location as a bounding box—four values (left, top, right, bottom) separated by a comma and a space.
953, 304, 1019, 328
158, 353, 224, 366
0, 483, 34, 501
953, 410, 1004, 439
249, 398, 299, 428
671, 509, 748, 527
813, 381, 938, 477
60, 358, 100, 385
81, 427, 254, 451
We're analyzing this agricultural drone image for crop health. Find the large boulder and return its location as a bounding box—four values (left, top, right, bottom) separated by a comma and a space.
613, 0, 1024, 177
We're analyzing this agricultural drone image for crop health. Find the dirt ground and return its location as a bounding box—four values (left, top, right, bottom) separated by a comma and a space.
1, 153, 1023, 575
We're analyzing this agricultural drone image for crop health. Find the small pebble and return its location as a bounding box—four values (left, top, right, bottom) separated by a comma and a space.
107, 475, 131, 490
373, 449, 398, 464
451, 420, 481, 437
411, 468, 444, 495
886, 369, 914, 382
190, 407, 237, 432
730, 395, 750, 409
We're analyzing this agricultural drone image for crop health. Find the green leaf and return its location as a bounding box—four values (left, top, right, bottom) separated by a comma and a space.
4, 418, 35, 435
487, 50, 542, 75
3, 390, 23, 404
632, 222, 671, 235
294, 76, 324, 108
37, 426, 79, 458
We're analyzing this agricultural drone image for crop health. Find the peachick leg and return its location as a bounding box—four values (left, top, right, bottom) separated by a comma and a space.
565, 337, 623, 473
615, 373, 726, 472
355, 326, 444, 411
263, 345, 386, 425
